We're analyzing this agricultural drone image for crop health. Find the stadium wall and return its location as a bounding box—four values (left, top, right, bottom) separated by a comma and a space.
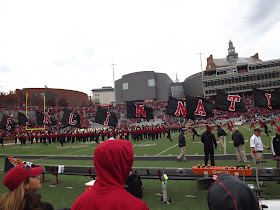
183, 72, 203, 96
16, 88, 88, 107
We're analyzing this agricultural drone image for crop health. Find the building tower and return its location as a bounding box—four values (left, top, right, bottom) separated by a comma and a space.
175, 73, 179, 83
226, 40, 238, 63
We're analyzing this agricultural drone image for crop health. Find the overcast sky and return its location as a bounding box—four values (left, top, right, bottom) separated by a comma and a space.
1, 0, 280, 96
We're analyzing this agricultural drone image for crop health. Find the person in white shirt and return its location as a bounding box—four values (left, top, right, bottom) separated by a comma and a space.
250, 127, 271, 187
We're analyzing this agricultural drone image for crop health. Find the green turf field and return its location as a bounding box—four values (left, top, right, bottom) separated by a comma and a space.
0, 125, 279, 209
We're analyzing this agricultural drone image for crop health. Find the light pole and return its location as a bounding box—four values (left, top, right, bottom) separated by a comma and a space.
111, 58, 117, 106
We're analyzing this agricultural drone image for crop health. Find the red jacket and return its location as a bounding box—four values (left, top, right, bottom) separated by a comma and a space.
72, 140, 149, 210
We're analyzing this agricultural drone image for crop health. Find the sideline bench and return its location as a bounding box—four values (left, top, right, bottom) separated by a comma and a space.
42, 165, 280, 185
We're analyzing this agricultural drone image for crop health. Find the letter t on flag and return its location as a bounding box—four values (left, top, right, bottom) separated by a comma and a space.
215, 91, 247, 112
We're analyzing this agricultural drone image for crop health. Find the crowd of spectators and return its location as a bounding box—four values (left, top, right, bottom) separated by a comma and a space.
0, 94, 279, 140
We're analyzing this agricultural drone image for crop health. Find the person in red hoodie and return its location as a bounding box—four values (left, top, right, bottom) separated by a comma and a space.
72, 140, 149, 210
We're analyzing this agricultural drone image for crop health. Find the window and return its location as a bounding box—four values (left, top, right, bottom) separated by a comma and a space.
122, 82, 128, 90
148, 79, 155, 87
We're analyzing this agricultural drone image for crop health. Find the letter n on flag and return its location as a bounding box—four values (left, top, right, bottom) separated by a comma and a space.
126, 101, 153, 119
252, 88, 280, 110
35, 111, 55, 125
215, 91, 247, 112
95, 107, 118, 127
166, 96, 195, 119
186, 95, 215, 118
61, 109, 81, 128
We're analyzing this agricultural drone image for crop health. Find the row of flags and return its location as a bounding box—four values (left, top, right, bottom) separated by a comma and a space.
1, 88, 280, 130
95, 88, 280, 126
1, 110, 81, 131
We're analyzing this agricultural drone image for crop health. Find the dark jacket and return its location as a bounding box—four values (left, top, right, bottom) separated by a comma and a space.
217, 127, 227, 137
179, 133, 186, 147
272, 134, 280, 156
25, 194, 54, 210
201, 130, 217, 149
231, 131, 244, 147
208, 173, 259, 210
125, 174, 143, 199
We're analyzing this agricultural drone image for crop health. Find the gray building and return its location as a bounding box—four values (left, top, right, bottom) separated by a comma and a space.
115, 71, 174, 104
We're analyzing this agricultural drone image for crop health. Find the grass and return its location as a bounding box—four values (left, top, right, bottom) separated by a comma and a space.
0, 125, 279, 209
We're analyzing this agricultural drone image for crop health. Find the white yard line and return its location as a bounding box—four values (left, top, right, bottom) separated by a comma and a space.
156, 144, 178, 156
156, 130, 204, 156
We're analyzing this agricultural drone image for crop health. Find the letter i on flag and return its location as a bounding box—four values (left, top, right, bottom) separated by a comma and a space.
252, 88, 280, 110
95, 107, 118, 127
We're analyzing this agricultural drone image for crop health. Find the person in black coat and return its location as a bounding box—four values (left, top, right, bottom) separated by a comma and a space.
271, 126, 280, 168
177, 129, 187, 162
0, 132, 4, 147
232, 127, 248, 162
217, 125, 227, 151
191, 126, 201, 141
201, 126, 217, 166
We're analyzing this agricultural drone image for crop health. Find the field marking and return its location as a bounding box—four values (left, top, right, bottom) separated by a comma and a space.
156, 130, 204, 156
156, 144, 178, 156
21, 145, 96, 163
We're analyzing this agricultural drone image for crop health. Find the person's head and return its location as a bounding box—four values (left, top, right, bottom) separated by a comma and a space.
234, 127, 239, 132
208, 173, 259, 210
254, 127, 261, 136
94, 140, 134, 189
0, 164, 43, 210
206, 126, 212, 132
277, 126, 280, 135
3, 164, 43, 193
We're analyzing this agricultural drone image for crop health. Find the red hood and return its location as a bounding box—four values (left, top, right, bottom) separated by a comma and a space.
94, 140, 134, 190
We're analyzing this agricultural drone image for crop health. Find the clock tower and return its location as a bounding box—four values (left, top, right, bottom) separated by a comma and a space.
226, 40, 238, 63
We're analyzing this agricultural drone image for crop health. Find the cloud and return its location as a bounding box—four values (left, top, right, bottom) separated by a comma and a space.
244, 0, 280, 33
0, 65, 11, 72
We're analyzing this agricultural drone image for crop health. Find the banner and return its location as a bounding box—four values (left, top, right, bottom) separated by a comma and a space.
126, 101, 153, 119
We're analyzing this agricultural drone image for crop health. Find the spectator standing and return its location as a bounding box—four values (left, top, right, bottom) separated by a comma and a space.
271, 126, 280, 168
0, 164, 54, 210
177, 129, 187, 162
0, 132, 4, 147
72, 140, 149, 210
208, 173, 259, 210
232, 127, 248, 162
217, 125, 227, 151
201, 126, 217, 166
250, 127, 271, 187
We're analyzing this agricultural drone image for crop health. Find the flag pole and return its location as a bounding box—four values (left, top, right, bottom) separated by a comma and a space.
44, 96, 46, 130
25, 93, 28, 130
